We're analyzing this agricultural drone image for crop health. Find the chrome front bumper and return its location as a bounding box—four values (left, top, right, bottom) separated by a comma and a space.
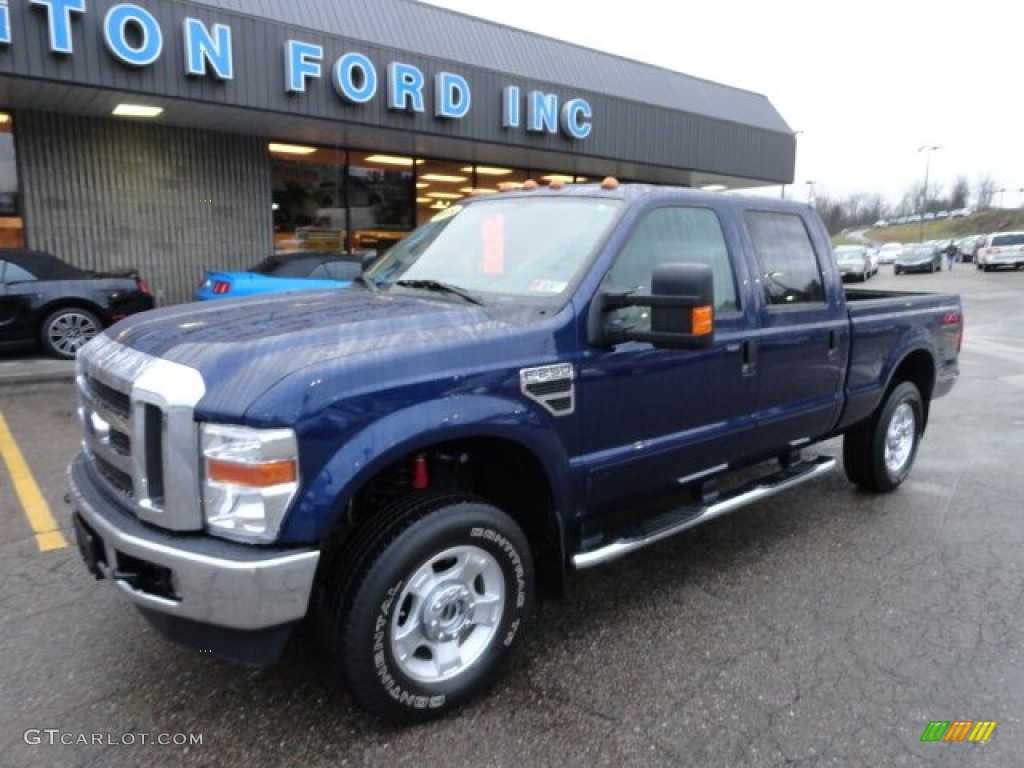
68, 453, 319, 631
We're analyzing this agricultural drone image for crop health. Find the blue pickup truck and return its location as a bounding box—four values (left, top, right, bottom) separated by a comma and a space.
69, 181, 962, 723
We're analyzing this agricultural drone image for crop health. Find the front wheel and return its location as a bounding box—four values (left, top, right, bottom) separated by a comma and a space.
320, 494, 533, 724
843, 381, 923, 493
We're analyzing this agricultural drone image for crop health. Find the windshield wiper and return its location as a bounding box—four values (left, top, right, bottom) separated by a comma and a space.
395, 279, 483, 306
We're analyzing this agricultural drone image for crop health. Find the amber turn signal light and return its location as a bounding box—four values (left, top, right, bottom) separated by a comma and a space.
207, 459, 297, 487
692, 306, 713, 335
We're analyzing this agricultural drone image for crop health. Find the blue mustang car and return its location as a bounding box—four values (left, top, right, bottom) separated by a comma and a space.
194, 251, 365, 300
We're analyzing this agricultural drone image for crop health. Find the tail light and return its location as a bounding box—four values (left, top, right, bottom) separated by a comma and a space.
940, 311, 963, 353
136, 278, 151, 294
213, 281, 231, 295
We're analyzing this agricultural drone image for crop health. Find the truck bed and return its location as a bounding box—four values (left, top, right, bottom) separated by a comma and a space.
839, 286, 962, 430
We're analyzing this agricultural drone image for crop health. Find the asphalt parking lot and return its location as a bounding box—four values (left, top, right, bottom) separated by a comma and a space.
1, 264, 1022, 767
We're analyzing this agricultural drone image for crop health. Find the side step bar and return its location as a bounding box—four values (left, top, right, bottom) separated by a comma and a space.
572, 456, 836, 569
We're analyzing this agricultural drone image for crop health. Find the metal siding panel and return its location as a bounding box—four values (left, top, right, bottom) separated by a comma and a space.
18, 112, 271, 306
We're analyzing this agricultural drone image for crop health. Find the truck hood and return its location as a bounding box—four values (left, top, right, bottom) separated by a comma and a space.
103, 288, 513, 416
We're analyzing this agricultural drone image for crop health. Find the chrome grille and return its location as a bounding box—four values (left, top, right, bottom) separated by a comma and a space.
80, 370, 135, 498
76, 335, 206, 531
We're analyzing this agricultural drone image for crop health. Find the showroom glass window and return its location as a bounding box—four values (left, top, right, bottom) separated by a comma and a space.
348, 151, 415, 253
270, 145, 347, 251
0, 113, 24, 249
271, 140, 607, 256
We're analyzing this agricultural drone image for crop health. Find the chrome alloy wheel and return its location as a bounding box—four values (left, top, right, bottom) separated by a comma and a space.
47, 311, 100, 356
390, 544, 505, 683
884, 402, 916, 475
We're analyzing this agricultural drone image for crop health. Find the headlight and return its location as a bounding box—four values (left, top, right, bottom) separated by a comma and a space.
200, 423, 299, 543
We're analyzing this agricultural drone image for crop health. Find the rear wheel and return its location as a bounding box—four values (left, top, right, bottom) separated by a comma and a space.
843, 381, 923, 493
39, 307, 101, 359
319, 493, 533, 724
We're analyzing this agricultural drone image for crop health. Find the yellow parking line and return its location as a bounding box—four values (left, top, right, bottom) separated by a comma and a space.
0, 411, 68, 551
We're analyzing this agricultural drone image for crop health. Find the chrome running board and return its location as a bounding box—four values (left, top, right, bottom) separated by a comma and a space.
572, 456, 836, 569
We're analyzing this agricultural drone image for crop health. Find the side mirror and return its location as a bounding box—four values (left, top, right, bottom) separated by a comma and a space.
592, 262, 715, 349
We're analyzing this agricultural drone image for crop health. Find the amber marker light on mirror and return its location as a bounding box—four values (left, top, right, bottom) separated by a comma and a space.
692, 306, 714, 336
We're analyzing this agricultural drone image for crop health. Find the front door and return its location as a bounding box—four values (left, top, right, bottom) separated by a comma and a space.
578, 203, 758, 512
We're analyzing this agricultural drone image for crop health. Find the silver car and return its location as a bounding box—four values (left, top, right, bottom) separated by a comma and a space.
833, 245, 872, 281
876, 242, 903, 265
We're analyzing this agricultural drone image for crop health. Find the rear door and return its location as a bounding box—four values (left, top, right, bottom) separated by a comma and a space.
739, 208, 849, 451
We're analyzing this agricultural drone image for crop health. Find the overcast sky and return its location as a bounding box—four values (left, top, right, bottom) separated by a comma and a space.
421, 0, 1024, 208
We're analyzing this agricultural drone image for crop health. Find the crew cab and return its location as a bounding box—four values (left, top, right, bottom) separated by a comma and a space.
68, 181, 962, 723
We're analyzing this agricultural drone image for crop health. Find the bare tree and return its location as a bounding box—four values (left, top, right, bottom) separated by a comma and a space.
860, 193, 888, 223
975, 175, 998, 209
949, 176, 970, 209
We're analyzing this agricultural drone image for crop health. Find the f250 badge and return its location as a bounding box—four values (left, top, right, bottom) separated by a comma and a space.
520, 364, 575, 416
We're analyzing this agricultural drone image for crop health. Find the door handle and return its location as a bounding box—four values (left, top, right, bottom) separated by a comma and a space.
742, 339, 758, 376
828, 328, 840, 357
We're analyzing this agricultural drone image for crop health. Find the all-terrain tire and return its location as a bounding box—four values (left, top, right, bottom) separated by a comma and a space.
319, 493, 533, 724
843, 381, 924, 493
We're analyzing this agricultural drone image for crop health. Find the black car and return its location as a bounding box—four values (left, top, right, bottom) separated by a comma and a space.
894, 244, 943, 275
0, 249, 155, 359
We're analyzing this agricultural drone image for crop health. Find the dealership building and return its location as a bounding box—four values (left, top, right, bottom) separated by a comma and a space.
0, 0, 795, 304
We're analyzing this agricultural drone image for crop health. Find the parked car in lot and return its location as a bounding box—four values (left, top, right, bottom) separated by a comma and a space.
956, 235, 983, 263
976, 232, 1024, 271
876, 242, 904, 265
895, 244, 943, 274
194, 251, 368, 300
867, 246, 880, 275
0, 249, 154, 359
833, 245, 873, 281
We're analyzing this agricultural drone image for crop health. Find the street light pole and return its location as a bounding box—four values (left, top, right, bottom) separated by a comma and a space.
918, 144, 942, 244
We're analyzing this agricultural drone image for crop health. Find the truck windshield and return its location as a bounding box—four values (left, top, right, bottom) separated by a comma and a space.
364, 196, 623, 306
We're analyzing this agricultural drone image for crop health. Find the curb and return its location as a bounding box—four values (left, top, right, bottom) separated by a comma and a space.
0, 359, 76, 388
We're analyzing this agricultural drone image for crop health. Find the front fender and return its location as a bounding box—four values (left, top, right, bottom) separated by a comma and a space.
279, 393, 575, 542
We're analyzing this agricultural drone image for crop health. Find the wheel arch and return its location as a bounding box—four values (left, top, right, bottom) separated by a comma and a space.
314, 432, 567, 596
37, 298, 108, 327
886, 348, 935, 430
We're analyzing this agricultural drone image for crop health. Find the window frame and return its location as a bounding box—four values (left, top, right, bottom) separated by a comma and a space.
743, 209, 826, 308
600, 203, 741, 334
